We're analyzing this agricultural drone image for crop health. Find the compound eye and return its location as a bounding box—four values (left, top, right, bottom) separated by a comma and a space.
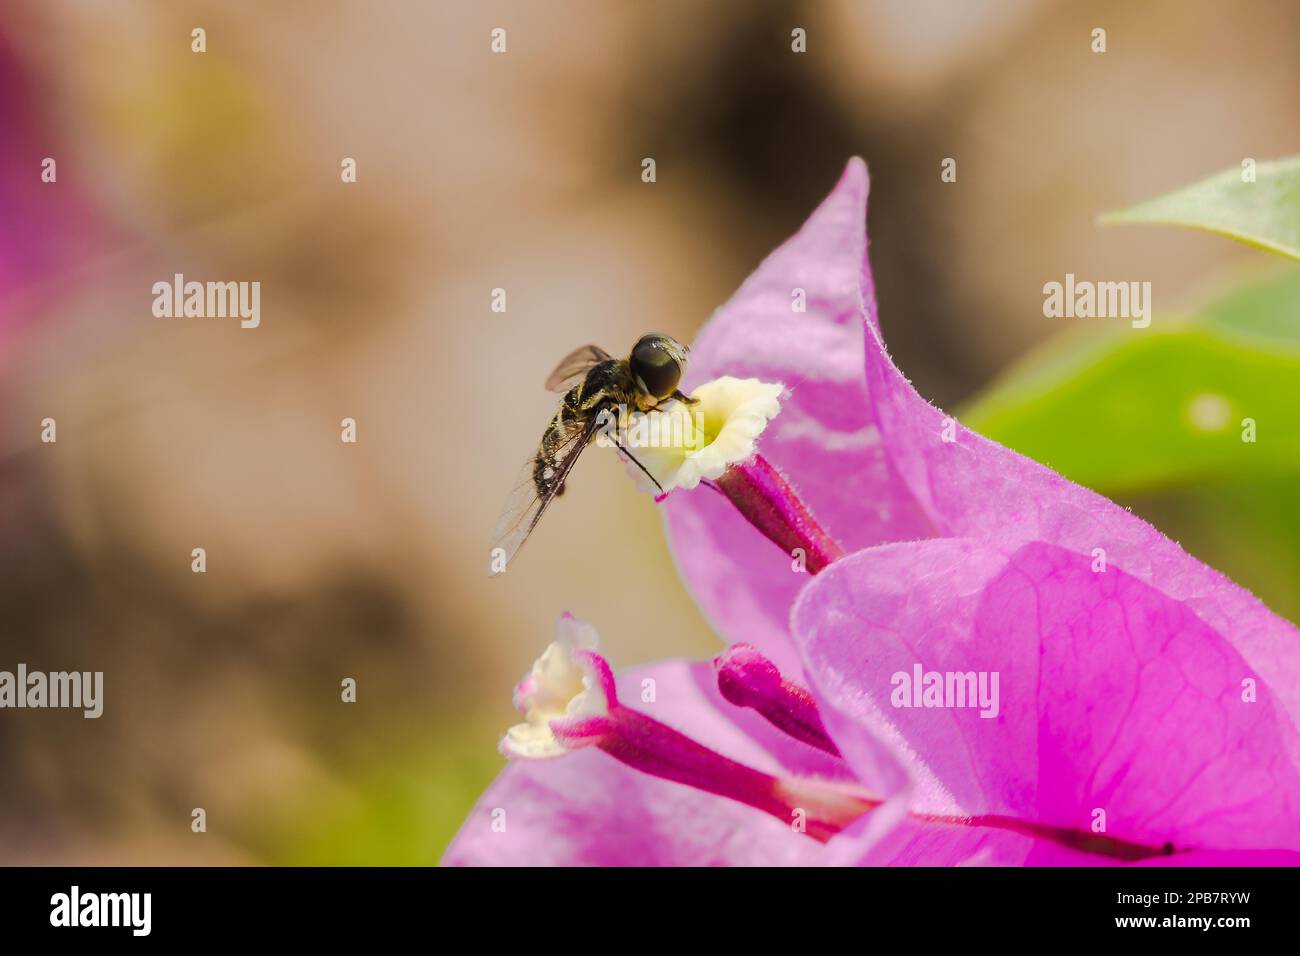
630, 337, 682, 399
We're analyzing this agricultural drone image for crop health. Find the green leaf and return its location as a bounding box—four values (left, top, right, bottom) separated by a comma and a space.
1100, 157, 1300, 260
961, 270, 1300, 494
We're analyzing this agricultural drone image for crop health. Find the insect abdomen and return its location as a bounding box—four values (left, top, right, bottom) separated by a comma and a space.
532, 389, 586, 497
530, 364, 631, 498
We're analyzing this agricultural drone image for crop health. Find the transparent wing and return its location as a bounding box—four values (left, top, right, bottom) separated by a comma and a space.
544, 344, 612, 392
489, 411, 602, 574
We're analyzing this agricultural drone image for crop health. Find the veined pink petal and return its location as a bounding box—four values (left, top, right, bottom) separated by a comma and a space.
669, 159, 1300, 735
793, 539, 1300, 864
855, 205, 1300, 734
443, 658, 847, 866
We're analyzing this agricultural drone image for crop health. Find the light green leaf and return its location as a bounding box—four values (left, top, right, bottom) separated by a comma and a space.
250, 728, 501, 865
1100, 157, 1300, 260
1154, 476, 1300, 625
961, 270, 1300, 494
1200, 268, 1300, 342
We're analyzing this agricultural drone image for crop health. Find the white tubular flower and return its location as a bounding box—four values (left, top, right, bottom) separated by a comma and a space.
502, 614, 617, 760
623, 377, 785, 494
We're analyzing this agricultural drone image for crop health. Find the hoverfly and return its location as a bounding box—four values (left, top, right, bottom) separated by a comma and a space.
489, 334, 695, 573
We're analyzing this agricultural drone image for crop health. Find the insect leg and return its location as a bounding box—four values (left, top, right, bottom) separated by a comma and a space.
670, 389, 699, 406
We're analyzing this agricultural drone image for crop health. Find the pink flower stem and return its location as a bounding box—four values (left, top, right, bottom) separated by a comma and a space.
595, 705, 873, 843
710, 453, 845, 574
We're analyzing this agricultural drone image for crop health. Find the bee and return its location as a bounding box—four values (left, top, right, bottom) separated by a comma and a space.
490, 333, 695, 573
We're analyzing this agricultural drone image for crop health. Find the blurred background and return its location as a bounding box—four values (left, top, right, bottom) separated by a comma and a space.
1, 0, 1297, 863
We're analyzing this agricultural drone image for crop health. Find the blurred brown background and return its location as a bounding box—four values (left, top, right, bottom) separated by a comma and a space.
0, 0, 1296, 863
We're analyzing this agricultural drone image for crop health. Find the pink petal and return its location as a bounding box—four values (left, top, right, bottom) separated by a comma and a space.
668, 159, 1300, 736
793, 539, 1300, 863
442, 658, 845, 866
662, 159, 931, 675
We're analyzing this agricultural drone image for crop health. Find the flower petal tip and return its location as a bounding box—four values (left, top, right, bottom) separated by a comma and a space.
713, 643, 782, 707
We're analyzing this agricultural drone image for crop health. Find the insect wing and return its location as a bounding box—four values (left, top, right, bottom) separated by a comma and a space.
544, 344, 612, 392
489, 411, 602, 574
